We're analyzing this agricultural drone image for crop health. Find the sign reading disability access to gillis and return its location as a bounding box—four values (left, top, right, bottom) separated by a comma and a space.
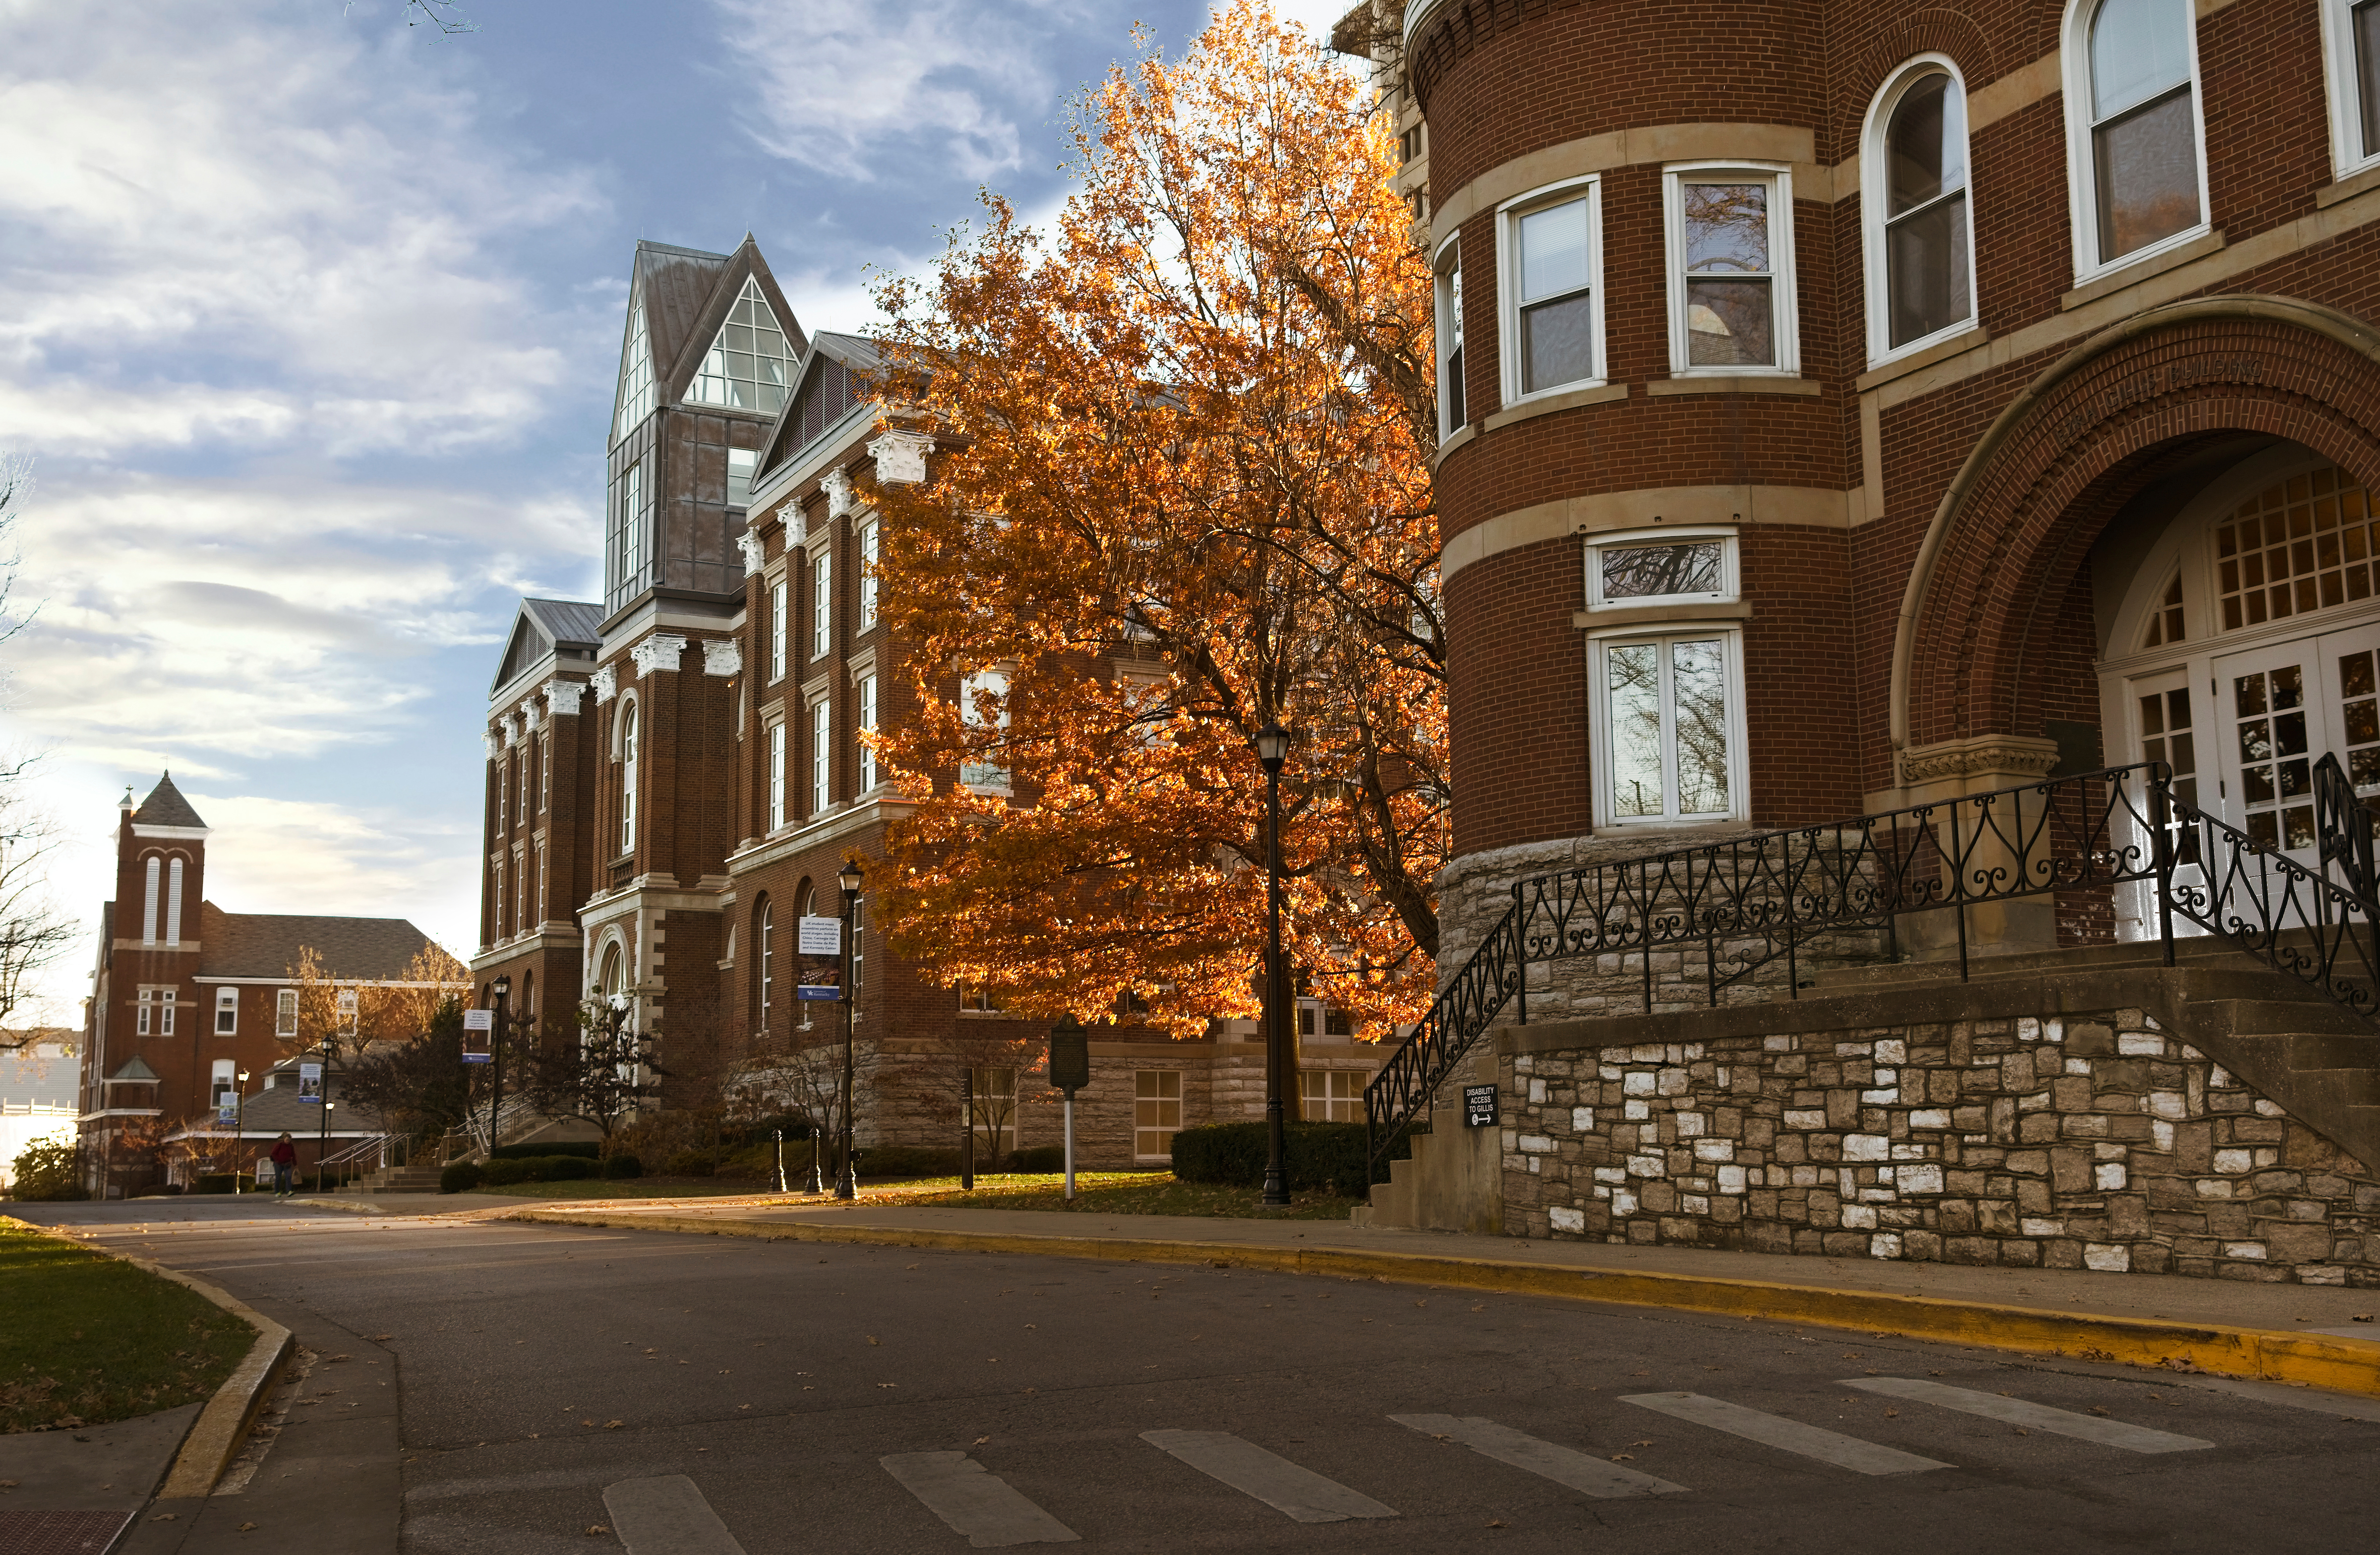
797, 915, 843, 1000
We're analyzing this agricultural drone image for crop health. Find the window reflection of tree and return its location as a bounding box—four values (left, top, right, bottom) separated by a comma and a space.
1603, 542, 1722, 599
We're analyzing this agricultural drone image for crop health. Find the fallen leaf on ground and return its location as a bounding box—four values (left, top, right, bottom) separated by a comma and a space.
974, 1437, 990, 1445
586, 1526, 609, 1537
1609, 1453, 1634, 1462
604, 1421, 624, 1430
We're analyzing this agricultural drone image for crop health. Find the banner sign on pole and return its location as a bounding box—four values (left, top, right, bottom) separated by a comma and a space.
298, 1062, 325, 1104
462, 1006, 493, 1063
796, 917, 842, 956
216, 1101, 238, 1127
797, 915, 844, 1000
797, 973, 842, 1002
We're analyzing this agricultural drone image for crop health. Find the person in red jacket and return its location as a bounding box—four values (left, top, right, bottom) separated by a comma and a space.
268, 1133, 297, 1199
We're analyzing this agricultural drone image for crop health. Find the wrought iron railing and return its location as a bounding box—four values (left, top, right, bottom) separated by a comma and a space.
1365, 762, 2380, 1183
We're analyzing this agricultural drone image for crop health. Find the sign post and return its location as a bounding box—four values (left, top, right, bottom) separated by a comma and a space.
1047, 1016, 1090, 1202
462, 1007, 493, 1063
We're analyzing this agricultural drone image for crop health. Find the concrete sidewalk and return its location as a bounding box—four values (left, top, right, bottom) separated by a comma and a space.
472, 1195, 2380, 1396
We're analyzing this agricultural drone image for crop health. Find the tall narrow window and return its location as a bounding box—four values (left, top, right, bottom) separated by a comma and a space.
1591, 632, 1745, 825
620, 702, 640, 853
142, 857, 160, 945
727, 448, 757, 510
492, 859, 505, 937
537, 843, 547, 923
960, 670, 1012, 793
1866, 64, 1974, 357
2074, 0, 2204, 268
1435, 243, 1464, 436
613, 301, 654, 442
757, 899, 774, 1035
1502, 182, 1601, 398
811, 697, 832, 812
811, 549, 832, 661
215, 987, 238, 1035
858, 520, 880, 632
136, 987, 152, 1036
1665, 169, 1795, 374
608, 460, 649, 614
276, 988, 298, 1037
158, 988, 176, 1037
770, 578, 788, 682
768, 719, 787, 830
1134, 1071, 1183, 1158
165, 858, 184, 947
849, 891, 867, 1005
857, 674, 878, 793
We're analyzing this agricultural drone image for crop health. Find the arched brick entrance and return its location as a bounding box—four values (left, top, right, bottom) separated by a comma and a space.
1892, 296, 2380, 780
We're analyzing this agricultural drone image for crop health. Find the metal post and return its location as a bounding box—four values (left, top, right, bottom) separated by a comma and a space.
838, 879, 858, 1200
234, 1078, 246, 1194
1510, 883, 1527, 1027
1262, 753, 1289, 1207
775, 1128, 787, 1195
1063, 1092, 1076, 1202
2151, 766, 2177, 967
488, 991, 507, 1157
961, 1068, 976, 1191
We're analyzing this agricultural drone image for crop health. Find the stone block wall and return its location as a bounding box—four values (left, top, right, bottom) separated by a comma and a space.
1502, 1007, 2380, 1286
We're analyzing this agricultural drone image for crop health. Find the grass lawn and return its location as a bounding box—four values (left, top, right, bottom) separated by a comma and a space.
0, 1216, 254, 1433
866, 1171, 1363, 1220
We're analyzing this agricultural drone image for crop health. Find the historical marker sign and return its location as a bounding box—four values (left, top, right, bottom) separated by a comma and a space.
1048, 1018, 1090, 1094
1462, 1084, 1498, 1127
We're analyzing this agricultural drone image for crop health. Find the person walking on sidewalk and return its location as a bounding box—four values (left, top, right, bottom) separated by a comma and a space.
269, 1133, 297, 1199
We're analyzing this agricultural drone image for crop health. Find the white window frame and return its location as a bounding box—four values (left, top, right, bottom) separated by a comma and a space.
2061, 0, 2212, 284
858, 519, 880, 632
1860, 56, 1980, 366
1496, 174, 1606, 407
811, 549, 832, 662
960, 670, 1013, 794
1586, 625, 1751, 829
1134, 1069, 1183, 1159
617, 696, 640, 854
1662, 163, 1799, 378
727, 447, 757, 510
758, 899, 774, 1033
276, 988, 298, 1037
767, 718, 787, 831
2320, 0, 2380, 179
336, 988, 358, 1036
1433, 233, 1465, 439
811, 696, 832, 813
770, 577, 788, 682
157, 987, 176, 1037
1584, 526, 1740, 613
856, 673, 879, 793
215, 986, 238, 1036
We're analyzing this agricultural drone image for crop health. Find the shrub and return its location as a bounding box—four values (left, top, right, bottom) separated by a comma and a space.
492, 1141, 600, 1161
1006, 1145, 1067, 1172
851, 1146, 958, 1179
8, 1137, 83, 1201
663, 1151, 716, 1178
601, 1152, 643, 1179
478, 1156, 537, 1186
440, 1161, 483, 1193
194, 1173, 238, 1195
1169, 1121, 1387, 1196
546, 1156, 594, 1181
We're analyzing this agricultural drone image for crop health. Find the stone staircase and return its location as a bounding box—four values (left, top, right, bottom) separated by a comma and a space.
333, 1163, 445, 1195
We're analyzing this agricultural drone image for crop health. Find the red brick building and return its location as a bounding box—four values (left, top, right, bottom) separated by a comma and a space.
473, 239, 1385, 1166
1351, 0, 2380, 1278
77, 775, 450, 1196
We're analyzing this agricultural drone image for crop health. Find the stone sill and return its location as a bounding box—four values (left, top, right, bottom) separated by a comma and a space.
1573, 600, 1753, 630
1855, 325, 1991, 394
1646, 376, 1822, 397
2060, 229, 2226, 311
2314, 161, 2380, 209
1483, 382, 1629, 432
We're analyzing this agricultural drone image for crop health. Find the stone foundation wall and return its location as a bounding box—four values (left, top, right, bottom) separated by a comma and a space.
1501, 1007, 2380, 1286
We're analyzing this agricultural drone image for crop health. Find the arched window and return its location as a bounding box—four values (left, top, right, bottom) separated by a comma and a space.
166, 858, 184, 947
142, 856, 161, 945
1864, 61, 1974, 359
2067, 0, 2206, 273
599, 942, 626, 999
756, 896, 774, 1037
619, 700, 640, 852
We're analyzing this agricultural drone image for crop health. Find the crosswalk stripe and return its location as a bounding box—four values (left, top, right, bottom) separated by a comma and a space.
1140, 1429, 1398, 1523
1845, 1378, 2214, 1452
1390, 1413, 1688, 1498
1620, 1392, 1954, 1475
881, 1452, 1081, 1547
602, 1475, 748, 1555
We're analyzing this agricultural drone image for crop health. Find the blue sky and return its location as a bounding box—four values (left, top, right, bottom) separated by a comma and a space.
0, 0, 1356, 1025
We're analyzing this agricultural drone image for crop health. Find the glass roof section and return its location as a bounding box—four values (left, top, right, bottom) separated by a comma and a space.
614, 301, 654, 443
684, 278, 792, 414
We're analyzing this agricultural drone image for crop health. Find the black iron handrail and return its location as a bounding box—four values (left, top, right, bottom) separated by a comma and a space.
1363, 761, 2380, 1184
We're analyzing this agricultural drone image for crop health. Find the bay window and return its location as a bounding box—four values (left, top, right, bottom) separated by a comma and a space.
1864, 61, 1976, 359
1499, 178, 1603, 401
1435, 240, 1465, 436
1664, 167, 1797, 376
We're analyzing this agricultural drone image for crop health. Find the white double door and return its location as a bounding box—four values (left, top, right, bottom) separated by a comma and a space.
2207, 623, 2380, 867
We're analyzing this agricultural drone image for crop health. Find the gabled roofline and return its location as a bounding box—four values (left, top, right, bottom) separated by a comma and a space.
656, 235, 807, 410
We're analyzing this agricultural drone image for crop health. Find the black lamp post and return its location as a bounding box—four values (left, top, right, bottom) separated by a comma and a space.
488, 975, 511, 1156
234, 1068, 250, 1193
1251, 721, 1292, 1207
836, 858, 864, 1200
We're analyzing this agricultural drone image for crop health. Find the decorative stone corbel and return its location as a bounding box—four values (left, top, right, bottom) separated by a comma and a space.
520, 697, 543, 734
779, 499, 808, 542
545, 679, 586, 716
822, 466, 855, 518
632, 633, 689, 678
735, 527, 767, 575
702, 638, 744, 678
591, 665, 618, 704
482, 730, 502, 760
500, 714, 522, 749
867, 430, 935, 485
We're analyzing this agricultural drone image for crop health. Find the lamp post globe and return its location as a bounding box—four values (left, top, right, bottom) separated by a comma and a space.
1250, 722, 1293, 1207
836, 858, 865, 1201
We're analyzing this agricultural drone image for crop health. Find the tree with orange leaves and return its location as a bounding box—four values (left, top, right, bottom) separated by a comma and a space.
864, 1, 1442, 1042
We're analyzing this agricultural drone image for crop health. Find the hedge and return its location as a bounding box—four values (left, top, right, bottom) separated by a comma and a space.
602, 1152, 643, 1179
1169, 1121, 1395, 1196
440, 1161, 481, 1193
491, 1141, 600, 1161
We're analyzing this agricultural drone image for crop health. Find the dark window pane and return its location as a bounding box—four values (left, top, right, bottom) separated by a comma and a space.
1887, 73, 1963, 214
1886, 191, 1971, 346
1444, 342, 1464, 430
1685, 278, 1774, 366
2094, 87, 2201, 261
1522, 291, 1596, 392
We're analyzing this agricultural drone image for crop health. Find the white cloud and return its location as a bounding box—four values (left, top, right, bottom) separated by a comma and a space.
0, 1, 608, 462
714, 0, 1095, 182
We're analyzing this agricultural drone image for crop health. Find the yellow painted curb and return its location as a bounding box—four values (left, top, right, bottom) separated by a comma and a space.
4, 1218, 294, 1499
503, 1207, 2380, 1399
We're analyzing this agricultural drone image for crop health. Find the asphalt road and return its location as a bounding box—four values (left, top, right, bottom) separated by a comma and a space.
21, 1197, 2380, 1554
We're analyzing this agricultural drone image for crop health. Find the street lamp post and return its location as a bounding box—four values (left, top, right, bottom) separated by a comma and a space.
488, 976, 511, 1157
1251, 722, 1293, 1208
234, 1068, 250, 1193
836, 858, 864, 1201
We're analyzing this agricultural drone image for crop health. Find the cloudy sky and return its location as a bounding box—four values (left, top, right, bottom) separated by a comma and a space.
0, 0, 1358, 1027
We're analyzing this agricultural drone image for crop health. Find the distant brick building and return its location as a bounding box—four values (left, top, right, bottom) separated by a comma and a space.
473, 238, 1385, 1167
77, 774, 450, 1196
1341, 0, 2380, 1282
